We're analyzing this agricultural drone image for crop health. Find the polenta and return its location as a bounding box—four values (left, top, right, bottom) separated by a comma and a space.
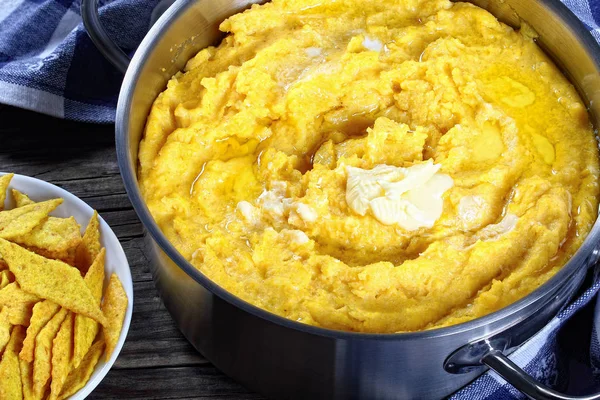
139, 0, 600, 333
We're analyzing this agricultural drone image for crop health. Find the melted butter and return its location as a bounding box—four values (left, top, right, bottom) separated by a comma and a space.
257, 181, 289, 217
523, 124, 555, 165
286, 229, 310, 244
490, 76, 536, 108
458, 195, 487, 225
295, 203, 318, 222
305, 47, 322, 57
362, 37, 383, 52
477, 213, 519, 241
239, 182, 319, 226
472, 123, 504, 162
532, 133, 555, 164
346, 160, 453, 230
236, 201, 257, 222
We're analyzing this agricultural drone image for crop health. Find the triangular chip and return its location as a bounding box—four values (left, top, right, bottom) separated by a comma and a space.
0, 325, 25, 399
0, 283, 40, 308
10, 192, 81, 262
0, 307, 10, 355
20, 300, 60, 363
0, 239, 106, 326
73, 249, 105, 369
58, 339, 104, 400
64, 246, 77, 267
20, 358, 34, 400
6, 302, 36, 327
33, 308, 68, 399
75, 211, 101, 274
73, 316, 99, 371
0, 174, 14, 211
13, 216, 82, 263
85, 248, 105, 303
0, 283, 40, 327
0, 269, 13, 289
102, 273, 128, 361
11, 189, 34, 208
0, 199, 62, 240
0, 282, 37, 327
49, 312, 74, 400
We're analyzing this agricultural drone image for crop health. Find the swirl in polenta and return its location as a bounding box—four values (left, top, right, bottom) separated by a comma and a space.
139, 0, 600, 333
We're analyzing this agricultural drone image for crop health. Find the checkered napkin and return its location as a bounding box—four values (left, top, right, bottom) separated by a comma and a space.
452, 268, 600, 399
3, 0, 600, 398
0, 0, 164, 122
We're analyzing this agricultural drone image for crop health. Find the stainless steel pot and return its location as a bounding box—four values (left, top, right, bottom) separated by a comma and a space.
82, 0, 600, 398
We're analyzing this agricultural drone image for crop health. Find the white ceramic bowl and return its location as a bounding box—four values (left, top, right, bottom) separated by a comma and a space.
0, 172, 134, 399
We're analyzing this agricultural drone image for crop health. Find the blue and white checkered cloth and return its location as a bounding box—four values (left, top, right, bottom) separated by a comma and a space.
0, 0, 165, 122
452, 269, 600, 399
2, 0, 600, 398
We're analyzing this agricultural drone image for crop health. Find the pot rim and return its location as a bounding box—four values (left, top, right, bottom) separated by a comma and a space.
116, 0, 600, 341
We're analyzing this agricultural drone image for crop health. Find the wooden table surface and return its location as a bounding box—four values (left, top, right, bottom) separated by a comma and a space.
0, 105, 265, 400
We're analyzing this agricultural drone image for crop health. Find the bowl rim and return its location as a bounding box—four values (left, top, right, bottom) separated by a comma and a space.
0, 171, 134, 398
116, 0, 600, 340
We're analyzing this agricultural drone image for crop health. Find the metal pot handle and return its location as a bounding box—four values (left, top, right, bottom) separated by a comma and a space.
482, 350, 600, 400
81, 0, 131, 74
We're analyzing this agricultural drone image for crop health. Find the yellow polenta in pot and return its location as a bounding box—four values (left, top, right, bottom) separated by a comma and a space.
138, 0, 600, 333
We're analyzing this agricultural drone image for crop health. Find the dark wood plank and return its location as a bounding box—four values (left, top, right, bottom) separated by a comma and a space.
116, 281, 206, 369
117, 338, 209, 370
0, 105, 120, 182
121, 237, 154, 282
0, 159, 121, 180
101, 209, 144, 239
89, 366, 265, 400
53, 174, 127, 200
79, 192, 133, 212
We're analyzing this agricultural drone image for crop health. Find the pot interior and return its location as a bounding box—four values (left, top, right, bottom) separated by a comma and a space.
116, 0, 600, 338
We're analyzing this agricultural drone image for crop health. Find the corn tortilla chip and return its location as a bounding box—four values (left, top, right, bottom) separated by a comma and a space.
20, 300, 60, 363
73, 316, 99, 372
7, 302, 36, 327
0, 283, 40, 308
73, 249, 105, 369
0, 282, 39, 327
33, 308, 68, 399
10, 191, 81, 262
0, 283, 40, 326
64, 246, 77, 267
75, 211, 101, 274
0, 239, 106, 326
0, 269, 13, 289
85, 248, 105, 303
0, 199, 63, 240
20, 358, 34, 400
102, 273, 128, 361
0, 325, 25, 400
0, 174, 14, 211
49, 312, 74, 400
14, 216, 82, 263
0, 306, 10, 355
11, 189, 34, 208
58, 339, 104, 400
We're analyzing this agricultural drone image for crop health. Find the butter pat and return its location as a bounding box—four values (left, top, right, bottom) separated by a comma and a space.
362, 37, 383, 52
294, 203, 318, 223
305, 47, 322, 57
346, 160, 453, 230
